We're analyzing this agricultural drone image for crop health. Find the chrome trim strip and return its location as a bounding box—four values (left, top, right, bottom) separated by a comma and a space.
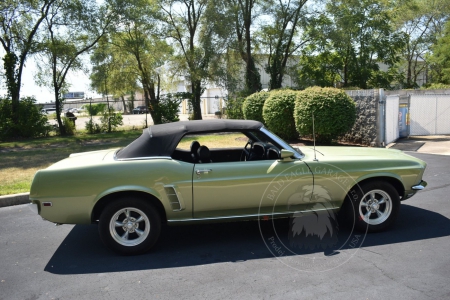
167, 208, 338, 223
113, 150, 172, 161
412, 180, 427, 190
116, 156, 172, 161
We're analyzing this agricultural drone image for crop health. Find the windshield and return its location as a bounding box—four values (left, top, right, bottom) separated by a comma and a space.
259, 127, 304, 159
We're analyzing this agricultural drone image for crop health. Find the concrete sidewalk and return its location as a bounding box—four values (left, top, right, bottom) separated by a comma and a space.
387, 135, 450, 155
2, 135, 449, 208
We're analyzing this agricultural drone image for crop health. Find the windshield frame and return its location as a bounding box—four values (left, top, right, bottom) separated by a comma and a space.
260, 127, 304, 159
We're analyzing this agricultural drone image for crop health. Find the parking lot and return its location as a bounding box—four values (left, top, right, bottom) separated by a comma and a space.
50, 113, 217, 131
0, 152, 449, 299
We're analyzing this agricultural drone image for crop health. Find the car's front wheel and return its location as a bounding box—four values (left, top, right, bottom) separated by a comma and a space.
98, 197, 161, 255
345, 181, 400, 232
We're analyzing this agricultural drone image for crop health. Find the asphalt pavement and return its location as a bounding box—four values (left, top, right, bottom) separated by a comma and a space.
0, 141, 449, 299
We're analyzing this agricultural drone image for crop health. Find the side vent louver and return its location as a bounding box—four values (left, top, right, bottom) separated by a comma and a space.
164, 186, 183, 211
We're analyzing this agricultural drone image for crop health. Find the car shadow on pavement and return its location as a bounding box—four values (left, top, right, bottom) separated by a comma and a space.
44, 204, 450, 275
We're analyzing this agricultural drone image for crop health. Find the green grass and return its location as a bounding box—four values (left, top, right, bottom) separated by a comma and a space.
0, 130, 142, 196
177, 133, 248, 150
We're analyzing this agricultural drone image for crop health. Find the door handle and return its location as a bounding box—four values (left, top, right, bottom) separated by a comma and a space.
196, 169, 212, 175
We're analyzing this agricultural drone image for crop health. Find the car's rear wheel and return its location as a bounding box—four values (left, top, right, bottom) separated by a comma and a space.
345, 181, 400, 232
98, 197, 161, 255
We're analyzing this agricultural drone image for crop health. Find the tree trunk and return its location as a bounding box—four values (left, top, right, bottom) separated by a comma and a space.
191, 80, 203, 120
121, 96, 127, 113
54, 87, 66, 136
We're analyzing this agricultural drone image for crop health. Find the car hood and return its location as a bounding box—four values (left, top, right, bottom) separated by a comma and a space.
316, 146, 401, 157
46, 149, 117, 170
302, 146, 420, 161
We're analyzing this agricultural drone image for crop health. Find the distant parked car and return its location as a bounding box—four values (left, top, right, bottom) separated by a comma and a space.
41, 108, 57, 114
70, 105, 87, 114
133, 106, 149, 114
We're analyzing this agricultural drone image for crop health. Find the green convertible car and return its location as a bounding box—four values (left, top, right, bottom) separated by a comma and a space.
29, 120, 427, 255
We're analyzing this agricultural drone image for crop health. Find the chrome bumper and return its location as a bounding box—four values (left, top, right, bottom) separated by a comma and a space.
412, 180, 427, 191
28, 203, 39, 214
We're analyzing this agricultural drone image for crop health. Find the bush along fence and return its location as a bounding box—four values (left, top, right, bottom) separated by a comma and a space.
235, 87, 385, 147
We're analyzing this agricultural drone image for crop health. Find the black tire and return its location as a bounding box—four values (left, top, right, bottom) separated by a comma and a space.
343, 181, 400, 233
98, 197, 161, 255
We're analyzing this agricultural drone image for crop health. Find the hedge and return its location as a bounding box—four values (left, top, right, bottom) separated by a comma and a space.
294, 87, 356, 142
262, 90, 298, 140
242, 91, 270, 123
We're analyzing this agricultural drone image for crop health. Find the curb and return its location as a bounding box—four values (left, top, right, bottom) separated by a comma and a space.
0, 193, 30, 208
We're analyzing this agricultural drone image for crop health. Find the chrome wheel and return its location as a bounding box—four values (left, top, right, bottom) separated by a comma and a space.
359, 189, 392, 225
344, 181, 400, 233
109, 207, 150, 247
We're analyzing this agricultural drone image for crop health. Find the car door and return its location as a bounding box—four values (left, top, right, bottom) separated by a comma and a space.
192, 158, 313, 219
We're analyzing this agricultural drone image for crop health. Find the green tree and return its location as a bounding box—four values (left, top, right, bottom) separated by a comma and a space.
160, 0, 217, 120
109, 0, 172, 125
429, 20, 450, 84
90, 37, 139, 115
259, 0, 308, 90
326, 0, 405, 89
0, 0, 56, 136
394, 0, 449, 88
223, 0, 263, 95
35, 0, 112, 135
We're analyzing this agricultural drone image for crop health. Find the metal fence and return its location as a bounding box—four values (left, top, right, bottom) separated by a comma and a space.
409, 95, 450, 135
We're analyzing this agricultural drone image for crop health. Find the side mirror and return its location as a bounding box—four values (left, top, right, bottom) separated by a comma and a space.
280, 149, 295, 160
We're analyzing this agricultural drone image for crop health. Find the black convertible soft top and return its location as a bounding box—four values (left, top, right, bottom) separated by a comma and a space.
116, 119, 263, 158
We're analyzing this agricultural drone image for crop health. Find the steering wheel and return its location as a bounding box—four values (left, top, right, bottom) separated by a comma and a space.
241, 140, 253, 161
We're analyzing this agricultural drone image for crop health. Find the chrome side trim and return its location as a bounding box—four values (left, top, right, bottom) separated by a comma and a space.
412, 180, 427, 190
167, 208, 338, 223
113, 150, 172, 161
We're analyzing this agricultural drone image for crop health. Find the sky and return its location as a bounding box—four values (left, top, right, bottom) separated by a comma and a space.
0, 62, 101, 104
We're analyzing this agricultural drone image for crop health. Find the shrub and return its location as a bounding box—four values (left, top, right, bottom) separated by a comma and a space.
295, 87, 356, 143
0, 96, 52, 141
224, 97, 245, 119
99, 108, 123, 132
62, 117, 76, 136
158, 93, 184, 123
85, 118, 102, 134
242, 91, 270, 123
86, 103, 107, 116
262, 90, 298, 140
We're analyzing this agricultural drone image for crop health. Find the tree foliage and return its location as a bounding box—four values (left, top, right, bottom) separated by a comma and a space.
299, 0, 406, 90
222, 0, 263, 95
0, 0, 56, 137
36, 0, 111, 135
394, 0, 449, 88
259, 0, 308, 90
428, 19, 450, 84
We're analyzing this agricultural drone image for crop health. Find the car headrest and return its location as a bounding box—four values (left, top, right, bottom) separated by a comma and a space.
190, 141, 200, 154
197, 146, 211, 163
